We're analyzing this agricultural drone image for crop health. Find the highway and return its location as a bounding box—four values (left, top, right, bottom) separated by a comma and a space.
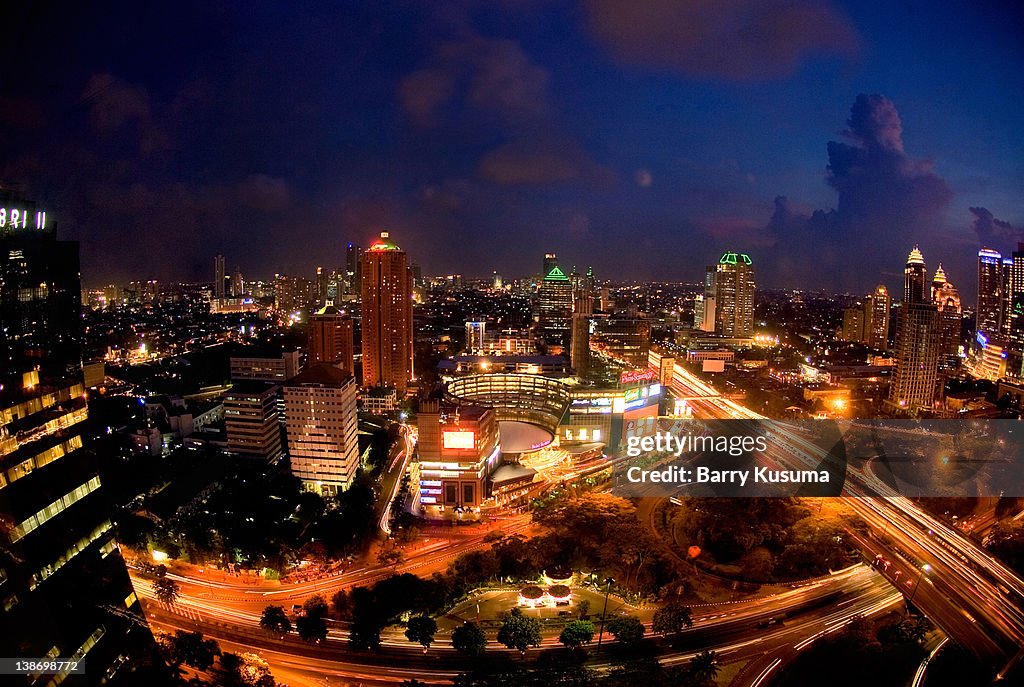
137, 560, 902, 686
649, 349, 1024, 678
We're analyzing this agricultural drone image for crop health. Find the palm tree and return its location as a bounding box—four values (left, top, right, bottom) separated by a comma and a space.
689, 650, 720, 684
154, 577, 180, 606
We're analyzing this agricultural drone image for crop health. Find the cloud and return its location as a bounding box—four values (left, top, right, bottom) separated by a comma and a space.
81, 73, 152, 132
477, 141, 614, 186
397, 35, 550, 124
969, 206, 1022, 249
478, 144, 579, 184
583, 0, 859, 81
634, 168, 653, 187
397, 68, 456, 125
80, 73, 171, 154
234, 174, 293, 213
759, 94, 953, 290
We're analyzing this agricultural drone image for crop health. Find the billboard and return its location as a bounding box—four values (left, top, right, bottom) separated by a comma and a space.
620, 368, 658, 385
442, 430, 475, 449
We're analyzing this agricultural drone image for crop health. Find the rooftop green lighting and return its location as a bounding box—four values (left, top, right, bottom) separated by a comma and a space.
719, 251, 752, 266
544, 265, 570, 281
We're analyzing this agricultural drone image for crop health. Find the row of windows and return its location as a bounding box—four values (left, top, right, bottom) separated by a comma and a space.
1, 434, 83, 491
0, 383, 83, 426
29, 520, 113, 591
9, 475, 102, 542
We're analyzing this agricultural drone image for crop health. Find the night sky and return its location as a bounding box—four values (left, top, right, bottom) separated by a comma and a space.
2, 1, 1022, 297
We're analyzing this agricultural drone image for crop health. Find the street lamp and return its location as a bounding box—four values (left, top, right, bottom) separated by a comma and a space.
595, 577, 615, 653
908, 564, 931, 607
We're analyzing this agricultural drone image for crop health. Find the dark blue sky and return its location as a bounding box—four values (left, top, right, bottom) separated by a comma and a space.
2, 1, 1022, 297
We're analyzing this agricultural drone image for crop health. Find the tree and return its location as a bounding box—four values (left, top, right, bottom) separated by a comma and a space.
405, 614, 438, 652
606, 615, 645, 646
297, 594, 329, 643
154, 576, 181, 606
652, 602, 693, 638
331, 588, 352, 619
221, 652, 276, 687
259, 605, 292, 635
577, 599, 591, 618
296, 614, 328, 643
986, 520, 1024, 575
559, 619, 595, 649
302, 594, 329, 618
164, 631, 220, 671
497, 608, 542, 655
688, 650, 720, 685
377, 547, 405, 569
452, 621, 487, 657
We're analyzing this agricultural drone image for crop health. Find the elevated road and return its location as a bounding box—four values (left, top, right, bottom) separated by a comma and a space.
649, 350, 1024, 675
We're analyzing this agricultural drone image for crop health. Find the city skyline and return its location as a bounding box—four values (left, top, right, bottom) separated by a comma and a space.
2, 2, 1022, 294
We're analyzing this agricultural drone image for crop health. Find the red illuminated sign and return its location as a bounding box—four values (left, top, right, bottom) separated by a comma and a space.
443, 431, 475, 449
619, 369, 657, 385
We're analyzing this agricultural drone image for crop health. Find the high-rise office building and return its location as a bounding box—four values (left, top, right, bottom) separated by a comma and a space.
283, 364, 359, 496
570, 267, 594, 376
976, 248, 1003, 338
230, 266, 244, 297
890, 247, 940, 413
903, 245, 927, 304
1, 198, 82, 377
1001, 257, 1014, 339
214, 253, 226, 300
841, 304, 865, 342
713, 251, 755, 337
345, 242, 362, 295
537, 264, 574, 350
1009, 244, 1024, 352
592, 317, 651, 368
308, 306, 355, 375
934, 278, 962, 366
865, 285, 891, 349
274, 274, 313, 314
224, 383, 283, 461
542, 253, 559, 279
1, 194, 165, 683
360, 232, 413, 392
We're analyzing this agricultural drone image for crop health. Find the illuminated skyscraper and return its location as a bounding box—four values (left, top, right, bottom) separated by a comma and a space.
345, 242, 362, 295
543, 253, 558, 278
930, 263, 947, 301
865, 285, 891, 349
537, 263, 574, 351
570, 267, 594, 375
976, 248, 1003, 338
360, 231, 413, 392
713, 251, 755, 337
1, 197, 81, 376
308, 306, 354, 376
999, 257, 1014, 339
890, 247, 940, 413
1009, 244, 1024, 352
230, 265, 244, 297
214, 253, 226, 300
841, 303, 865, 342
284, 364, 359, 496
1, 194, 165, 682
695, 266, 717, 332
903, 245, 927, 304
933, 267, 962, 368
